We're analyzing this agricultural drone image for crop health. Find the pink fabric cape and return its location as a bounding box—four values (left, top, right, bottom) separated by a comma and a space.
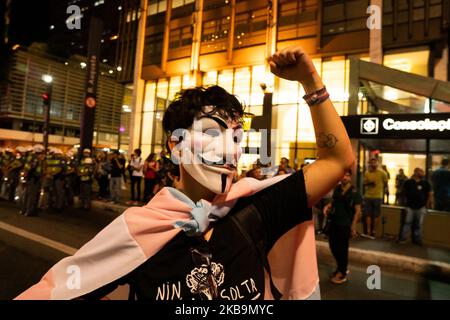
15, 174, 319, 300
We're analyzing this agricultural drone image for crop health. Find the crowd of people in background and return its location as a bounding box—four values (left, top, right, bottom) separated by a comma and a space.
0, 145, 177, 216
0, 146, 301, 217
1, 146, 449, 248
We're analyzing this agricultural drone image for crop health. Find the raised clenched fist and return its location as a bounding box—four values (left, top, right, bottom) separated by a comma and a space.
268, 46, 318, 85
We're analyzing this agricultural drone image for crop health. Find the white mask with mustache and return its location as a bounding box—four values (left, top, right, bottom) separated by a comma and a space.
173, 114, 242, 195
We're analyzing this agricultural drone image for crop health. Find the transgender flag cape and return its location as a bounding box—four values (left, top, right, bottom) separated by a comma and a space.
15, 174, 320, 300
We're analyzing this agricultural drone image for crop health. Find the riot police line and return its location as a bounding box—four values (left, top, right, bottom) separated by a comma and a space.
0, 145, 95, 216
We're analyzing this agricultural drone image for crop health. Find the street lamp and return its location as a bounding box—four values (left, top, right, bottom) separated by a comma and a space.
42, 74, 53, 84
41, 74, 53, 154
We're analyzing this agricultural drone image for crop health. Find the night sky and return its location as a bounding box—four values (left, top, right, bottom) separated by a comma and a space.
4, 0, 121, 60
8, 0, 53, 46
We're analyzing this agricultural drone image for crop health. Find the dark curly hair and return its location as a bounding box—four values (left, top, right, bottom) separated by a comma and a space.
162, 85, 244, 135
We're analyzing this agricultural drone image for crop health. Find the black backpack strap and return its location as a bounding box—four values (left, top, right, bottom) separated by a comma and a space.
230, 204, 282, 300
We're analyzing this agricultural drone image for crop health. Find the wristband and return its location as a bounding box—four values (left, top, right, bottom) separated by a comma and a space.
303, 86, 329, 107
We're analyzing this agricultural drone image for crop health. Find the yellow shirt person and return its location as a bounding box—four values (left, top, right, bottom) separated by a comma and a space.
364, 169, 388, 199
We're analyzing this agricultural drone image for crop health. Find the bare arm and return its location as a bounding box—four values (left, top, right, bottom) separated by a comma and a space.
269, 46, 355, 207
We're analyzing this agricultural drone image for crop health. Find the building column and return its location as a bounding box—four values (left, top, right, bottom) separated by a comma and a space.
129, 0, 148, 156
161, 0, 173, 72
227, 0, 236, 63
434, 46, 448, 81
369, 0, 383, 64
265, 0, 278, 67
190, 0, 204, 86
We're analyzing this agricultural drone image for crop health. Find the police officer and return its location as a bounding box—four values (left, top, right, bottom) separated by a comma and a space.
15, 146, 31, 207
21, 145, 45, 217
11, 147, 27, 201
77, 148, 94, 210
52, 149, 67, 211
41, 148, 56, 209
0, 148, 16, 200
65, 149, 78, 207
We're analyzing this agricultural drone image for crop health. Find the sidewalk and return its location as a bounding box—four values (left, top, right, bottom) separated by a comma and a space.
316, 234, 450, 280
89, 198, 450, 280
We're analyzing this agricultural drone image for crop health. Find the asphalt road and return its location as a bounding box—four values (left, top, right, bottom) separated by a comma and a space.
1, 200, 449, 300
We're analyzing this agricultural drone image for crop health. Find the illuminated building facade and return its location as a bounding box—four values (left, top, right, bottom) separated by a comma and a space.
131, 0, 449, 179
0, 45, 130, 151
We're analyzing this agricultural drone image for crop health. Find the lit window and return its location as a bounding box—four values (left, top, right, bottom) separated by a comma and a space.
202, 71, 218, 86
218, 69, 233, 94
384, 49, 429, 76
168, 76, 182, 101
144, 82, 156, 112
233, 67, 251, 106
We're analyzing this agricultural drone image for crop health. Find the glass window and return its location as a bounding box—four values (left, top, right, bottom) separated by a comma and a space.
430, 3, 442, 18
148, 1, 158, 15
141, 112, 155, 145
367, 81, 430, 114
322, 0, 368, 36
156, 79, 168, 110
233, 67, 251, 106
148, 0, 166, 15
202, 18, 230, 42
380, 153, 426, 205
249, 65, 265, 109
172, 0, 184, 8
218, 69, 233, 94
274, 104, 299, 149
297, 103, 315, 143
158, 0, 167, 13
204, 0, 230, 10
169, 26, 193, 49
203, 71, 218, 86
156, 79, 168, 100
278, 0, 318, 41
432, 100, 450, 113
182, 74, 194, 89
143, 82, 156, 112
153, 111, 165, 146
168, 76, 182, 101
322, 58, 347, 115
144, 33, 164, 66
384, 49, 429, 76
201, 12, 230, 54
323, 3, 344, 23
234, 7, 267, 48
274, 77, 300, 105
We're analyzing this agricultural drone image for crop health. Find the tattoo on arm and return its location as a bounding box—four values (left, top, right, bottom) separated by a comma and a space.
316, 133, 338, 149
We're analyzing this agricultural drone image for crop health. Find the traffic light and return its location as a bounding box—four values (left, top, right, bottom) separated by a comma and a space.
42, 92, 50, 105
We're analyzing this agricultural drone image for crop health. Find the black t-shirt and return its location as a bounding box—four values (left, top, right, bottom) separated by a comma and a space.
331, 185, 362, 226
403, 178, 431, 209
110, 158, 122, 177
83, 170, 311, 300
